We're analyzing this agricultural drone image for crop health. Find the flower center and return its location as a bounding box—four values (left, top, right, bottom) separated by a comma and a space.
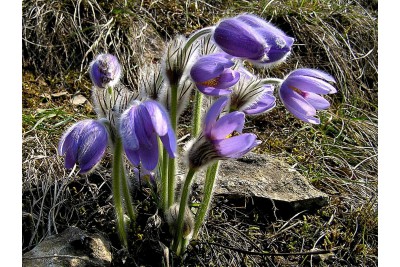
289, 85, 307, 97
225, 130, 240, 139
198, 77, 220, 87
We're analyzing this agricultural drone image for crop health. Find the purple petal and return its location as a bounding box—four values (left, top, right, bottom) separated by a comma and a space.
213, 18, 266, 60
285, 75, 337, 95
143, 100, 169, 136
236, 14, 294, 64
284, 105, 321, 124
135, 105, 155, 149
138, 133, 159, 171
160, 126, 177, 158
237, 14, 289, 39
190, 53, 234, 83
210, 112, 245, 140
288, 68, 336, 83
303, 92, 330, 110
120, 106, 139, 151
214, 133, 259, 158
59, 124, 81, 169
77, 121, 108, 173
244, 94, 276, 114
279, 84, 317, 117
214, 69, 240, 89
196, 84, 233, 96
204, 96, 229, 135
125, 148, 140, 166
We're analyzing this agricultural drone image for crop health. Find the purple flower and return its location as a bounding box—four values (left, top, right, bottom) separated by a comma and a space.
58, 120, 109, 173
119, 100, 177, 171
190, 53, 240, 96
279, 68, 337, 124
188, 96, 260, 169
213, 14, 294, 67
89, 54, 122, 89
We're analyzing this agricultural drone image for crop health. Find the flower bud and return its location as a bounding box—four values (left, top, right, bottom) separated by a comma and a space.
58, 119, 109, 173
89, 54, 122, 89
213, 14, 294, 67
165, 203, 194, 240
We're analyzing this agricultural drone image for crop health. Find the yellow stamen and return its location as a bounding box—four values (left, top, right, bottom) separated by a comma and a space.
198, 77, 220, 87
289, 85, 305, 96
225, 130, 240, 139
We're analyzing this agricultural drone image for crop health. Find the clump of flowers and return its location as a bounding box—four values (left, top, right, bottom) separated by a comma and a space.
57, 13, 337, 257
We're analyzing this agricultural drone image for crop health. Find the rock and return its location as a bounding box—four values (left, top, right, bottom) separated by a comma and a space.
71, 94, 88, 106
23, 226, 112, 267
193, 153, 329, 215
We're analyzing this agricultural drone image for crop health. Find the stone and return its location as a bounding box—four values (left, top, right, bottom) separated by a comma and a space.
23, 226, 112, 267
71, 94, 88, 106
193, 153, 329, 215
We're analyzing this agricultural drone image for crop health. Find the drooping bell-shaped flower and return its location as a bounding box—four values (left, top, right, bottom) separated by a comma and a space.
58, 119, 109, 173
89, 54, 122, 89
119, 100, 177, 171
279, 68, 337, 124
188, 96, 260, 169
190, 53, 240, 96
213, 14, 294, 67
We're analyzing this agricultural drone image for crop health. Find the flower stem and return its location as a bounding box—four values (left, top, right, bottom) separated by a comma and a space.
193, 161, 220, 239
167, 84, 179, 207
112, 137, 128, 247
260, 78, 283, 85
120, 155, 136, 227
172, 168, 196, 255
183, 27, 214, 52
192, 90, 203, 137
161, 147, 169, 211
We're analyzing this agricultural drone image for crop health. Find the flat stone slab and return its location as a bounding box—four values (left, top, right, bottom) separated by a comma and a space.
194, 153, 329, 215
23, 226, 112, 267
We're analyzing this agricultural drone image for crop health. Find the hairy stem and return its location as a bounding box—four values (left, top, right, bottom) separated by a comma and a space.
120, 155, 136, 227
192, 90, 203, 137
161, 147, 169, 211
172, 168, 196, 255
193, 161, 220, 239
183, 27, 214, 52
112, 137, 128, 247
167, 84, 178, 207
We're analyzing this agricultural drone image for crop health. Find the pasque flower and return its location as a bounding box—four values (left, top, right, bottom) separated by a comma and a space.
188, 96, 260, 169
213, 14, 294, 67
119, 99, 177, 171
190, 53, 240, 96
279, 68, 337, 124
58, 119, 109, 173
89, 54, 122, 89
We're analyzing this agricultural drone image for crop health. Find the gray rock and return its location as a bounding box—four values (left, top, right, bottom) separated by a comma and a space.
23, 226, 112, 267
194, 153, 329, 214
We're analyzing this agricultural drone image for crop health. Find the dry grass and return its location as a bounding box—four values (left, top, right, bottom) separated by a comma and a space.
22, 0, 377, 266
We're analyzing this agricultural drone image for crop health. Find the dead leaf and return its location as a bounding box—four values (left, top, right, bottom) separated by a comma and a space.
51, 91, 68, 97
